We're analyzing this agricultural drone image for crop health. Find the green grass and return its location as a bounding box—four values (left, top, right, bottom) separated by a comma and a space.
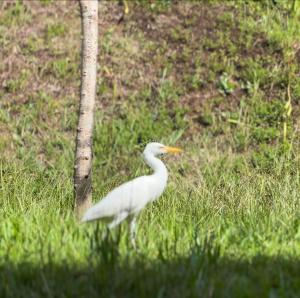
0, 142, 299, 297
0, 0, 300, 297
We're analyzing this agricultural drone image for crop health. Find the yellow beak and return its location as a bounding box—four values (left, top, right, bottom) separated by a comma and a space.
164, 146, 183, 154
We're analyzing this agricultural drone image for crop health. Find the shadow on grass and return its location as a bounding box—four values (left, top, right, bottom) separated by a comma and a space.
0, 232, 299, 298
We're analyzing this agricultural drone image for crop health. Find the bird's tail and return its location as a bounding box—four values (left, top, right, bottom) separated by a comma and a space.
81, 208, 96, 223
81, 204, 108, 223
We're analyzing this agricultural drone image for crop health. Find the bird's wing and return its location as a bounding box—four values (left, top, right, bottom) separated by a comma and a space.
81, 175, 151, 222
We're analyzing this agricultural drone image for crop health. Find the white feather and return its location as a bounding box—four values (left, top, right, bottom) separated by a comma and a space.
81, 142, 182, 242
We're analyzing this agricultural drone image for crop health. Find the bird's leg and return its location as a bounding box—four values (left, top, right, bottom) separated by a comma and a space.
129, 216, 138, 248
108, 212, 128, 229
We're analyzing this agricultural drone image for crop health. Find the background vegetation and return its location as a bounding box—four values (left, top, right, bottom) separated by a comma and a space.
0, 0, 299, 297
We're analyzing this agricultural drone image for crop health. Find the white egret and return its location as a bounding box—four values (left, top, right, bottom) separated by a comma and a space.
81, 142, 182, 245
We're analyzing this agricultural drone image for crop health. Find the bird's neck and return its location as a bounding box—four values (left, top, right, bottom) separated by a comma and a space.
144, 153, 168, 179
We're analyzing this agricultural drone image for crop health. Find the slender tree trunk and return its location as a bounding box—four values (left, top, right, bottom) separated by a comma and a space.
74, 0, 98, 216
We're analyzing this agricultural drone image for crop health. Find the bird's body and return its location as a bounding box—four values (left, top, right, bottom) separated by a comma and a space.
81, 142, 182, 245
82, 174, 165, 221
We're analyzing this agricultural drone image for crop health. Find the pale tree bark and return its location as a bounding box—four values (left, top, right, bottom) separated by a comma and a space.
74, 0, 98, 216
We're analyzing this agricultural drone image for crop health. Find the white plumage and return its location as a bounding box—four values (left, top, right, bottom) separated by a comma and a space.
81, 142, 182, 245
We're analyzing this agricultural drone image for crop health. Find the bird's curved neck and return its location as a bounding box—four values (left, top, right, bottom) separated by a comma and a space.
144, 153, 168, 179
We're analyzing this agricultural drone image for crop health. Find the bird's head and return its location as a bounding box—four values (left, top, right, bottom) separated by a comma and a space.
143, 142, 183, 157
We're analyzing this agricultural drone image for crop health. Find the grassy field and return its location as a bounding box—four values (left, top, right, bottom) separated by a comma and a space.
0, 0, 300, 297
